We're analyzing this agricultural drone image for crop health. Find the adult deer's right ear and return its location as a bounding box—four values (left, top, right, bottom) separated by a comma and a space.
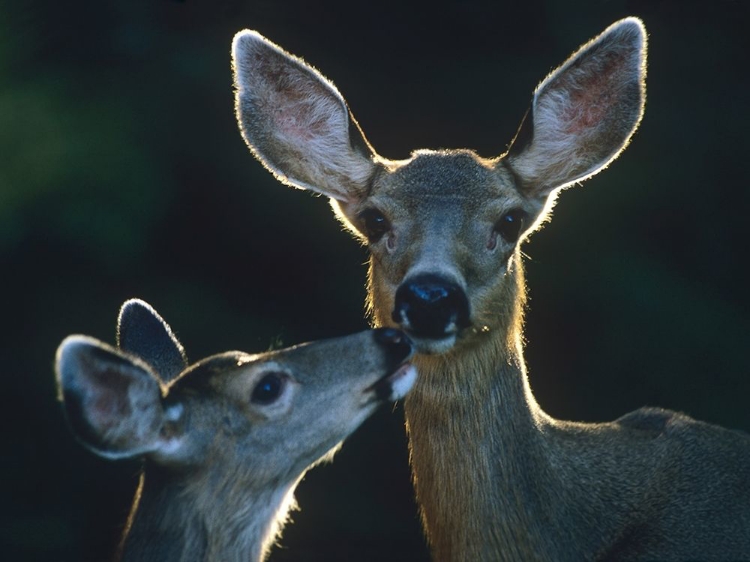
505, 17, 647, 199
56, 336, 182, 460
117, 299, 187, 385
232, 30, 378, 203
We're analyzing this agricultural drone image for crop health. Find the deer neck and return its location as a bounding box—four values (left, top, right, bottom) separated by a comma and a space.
401, 254, 558, 561
119, 465, 299, 562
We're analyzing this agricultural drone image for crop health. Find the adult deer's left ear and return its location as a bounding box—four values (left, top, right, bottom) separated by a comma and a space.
505, 18, 647, 199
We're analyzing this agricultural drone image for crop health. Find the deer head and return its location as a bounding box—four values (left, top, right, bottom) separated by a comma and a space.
232, 19, 646, 355
56, 299, 416, 561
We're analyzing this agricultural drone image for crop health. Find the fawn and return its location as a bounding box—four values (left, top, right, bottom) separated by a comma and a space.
232, 17, 750, 561
56, 299, 416, 562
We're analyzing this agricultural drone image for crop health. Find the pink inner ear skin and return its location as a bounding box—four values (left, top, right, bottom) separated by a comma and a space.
560, 52, 629, 135
274, 102, 329, 143
87, 368, 133, 427
562, 88, 610, 135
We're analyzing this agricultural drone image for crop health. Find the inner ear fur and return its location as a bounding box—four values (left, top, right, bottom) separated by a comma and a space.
232, 30, 377, 203
506, 17, 647, 198
56, 336, 167, 460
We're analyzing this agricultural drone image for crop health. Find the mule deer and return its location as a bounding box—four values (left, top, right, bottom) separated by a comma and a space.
232, 18, 750, 560
56, 299, 416, 562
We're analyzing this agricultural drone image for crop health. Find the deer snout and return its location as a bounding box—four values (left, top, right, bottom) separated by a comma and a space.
373, 327, 413, 364
392, 274, 470, 340
371, 328, 416, 401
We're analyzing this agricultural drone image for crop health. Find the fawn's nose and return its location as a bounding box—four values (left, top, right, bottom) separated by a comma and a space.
373, 328, 413, 363
392, 274, 470, 339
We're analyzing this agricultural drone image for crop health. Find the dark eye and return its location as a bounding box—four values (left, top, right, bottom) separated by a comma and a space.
358, 208, 391, 243
495, 209, 528, 243
251, 373, 285, 405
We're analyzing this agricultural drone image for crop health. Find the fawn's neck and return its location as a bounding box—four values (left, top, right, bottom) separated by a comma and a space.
403, 256, 561, 561
119, 466, 298, 562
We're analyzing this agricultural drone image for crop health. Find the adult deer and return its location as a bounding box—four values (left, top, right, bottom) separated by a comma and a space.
232, 18, 750, 561
56, 299, 416, 562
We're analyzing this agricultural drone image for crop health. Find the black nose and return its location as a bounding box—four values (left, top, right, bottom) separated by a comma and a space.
373, 328, 413, 363
392, 274, 470, 339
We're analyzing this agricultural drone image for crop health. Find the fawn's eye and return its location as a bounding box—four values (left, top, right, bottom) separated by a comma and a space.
251, 373, 285, 405
359, 208, 391, 243
495, 209, 528, 243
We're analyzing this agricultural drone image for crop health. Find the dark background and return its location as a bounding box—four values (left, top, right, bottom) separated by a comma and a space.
2, 0, 749, 560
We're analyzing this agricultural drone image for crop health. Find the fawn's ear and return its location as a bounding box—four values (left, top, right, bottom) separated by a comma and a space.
505, 17, 646, 198
117, 299, 187, 384
56, 336, 182, 460
232, 30, 378, 203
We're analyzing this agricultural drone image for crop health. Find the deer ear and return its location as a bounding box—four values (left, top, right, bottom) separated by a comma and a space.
117, 299, 187, 384
232, 30, 377, 203
505, 18, 647, 198
56, 336, 180, 460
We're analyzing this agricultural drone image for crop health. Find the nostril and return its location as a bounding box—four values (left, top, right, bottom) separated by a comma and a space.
392, 274, 470, 339
374, 328, 413, 361
412, 284, 449, 303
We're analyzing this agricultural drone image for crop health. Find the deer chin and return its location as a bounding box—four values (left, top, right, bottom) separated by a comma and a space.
407, 333, 458, 355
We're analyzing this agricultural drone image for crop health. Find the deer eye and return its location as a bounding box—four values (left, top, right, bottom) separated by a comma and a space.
495, 209, 528, 243
251, 373, 285, 405
359, 208, 391, 243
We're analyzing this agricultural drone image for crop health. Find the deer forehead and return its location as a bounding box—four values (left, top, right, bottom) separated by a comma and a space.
372, 150, 523, 218
171, 353, 261, 396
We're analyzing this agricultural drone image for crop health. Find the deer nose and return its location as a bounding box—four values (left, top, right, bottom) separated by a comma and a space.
373, 328, 413, 363
392, 274, 470, 339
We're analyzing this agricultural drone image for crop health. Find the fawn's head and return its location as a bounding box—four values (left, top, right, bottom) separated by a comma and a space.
233, 19, 646, 355
56, 299, 416, 490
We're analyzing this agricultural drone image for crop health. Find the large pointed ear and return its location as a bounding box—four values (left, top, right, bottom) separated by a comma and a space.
56, 336, 180, 460
117, 299, 187, 385
232, 30, 378, 203
505, 18, 647, 198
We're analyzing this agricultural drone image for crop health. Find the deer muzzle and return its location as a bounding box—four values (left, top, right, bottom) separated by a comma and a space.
392, 274, 471, 340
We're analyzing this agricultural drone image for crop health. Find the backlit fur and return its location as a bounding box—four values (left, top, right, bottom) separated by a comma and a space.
57, 301, 415, 562
234, 19, 750, 561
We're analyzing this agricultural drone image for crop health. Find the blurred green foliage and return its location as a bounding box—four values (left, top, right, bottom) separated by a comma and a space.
1, 0, 748, 560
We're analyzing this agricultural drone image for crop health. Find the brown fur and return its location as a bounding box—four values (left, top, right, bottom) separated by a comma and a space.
56, 300, 416, 562
233, 18, 750, 561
